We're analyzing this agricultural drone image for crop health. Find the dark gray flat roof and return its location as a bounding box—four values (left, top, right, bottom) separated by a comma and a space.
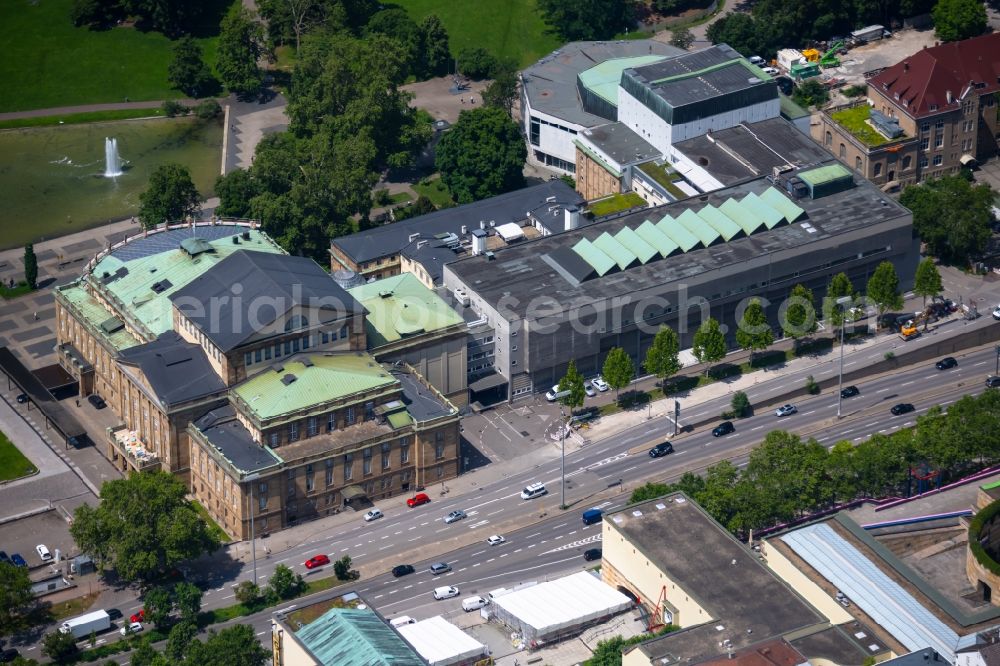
118, 331, 226, 407
628, 45, 769, 108
170, 251, 364, 352
446, 165, 910, 321
674, 118, 832, 186
788, 624, 884, 666
393, 370, 456, 422
332, 181, 584, 265
579, 122, 660, 166
608, 494, 822, 663
522, 40, 682, 127
194, 405, 281, 474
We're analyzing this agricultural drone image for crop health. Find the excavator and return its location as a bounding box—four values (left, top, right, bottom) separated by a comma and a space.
899, 303, 941, 340
820, 41, 846, 68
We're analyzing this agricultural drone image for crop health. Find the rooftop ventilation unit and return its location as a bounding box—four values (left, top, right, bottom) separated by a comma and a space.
301, 357, 314, 367
281, 374, 297, 386
868, 109, 903, 139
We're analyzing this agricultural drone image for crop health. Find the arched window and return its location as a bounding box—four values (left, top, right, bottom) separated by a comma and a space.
825, 131, 832, 146
902, 155, 912, 170
839, 143, 846, 159
855, 156, 863, 171
873, 162, 882, 177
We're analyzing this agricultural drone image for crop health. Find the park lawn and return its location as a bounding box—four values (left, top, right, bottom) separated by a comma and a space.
0, 108, 165, 130
413, 176, 455, 208
0, 430, 38, 482
393, 0, 561, 67
0, 0, 233, 112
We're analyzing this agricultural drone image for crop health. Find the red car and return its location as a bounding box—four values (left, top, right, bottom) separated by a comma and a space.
304, 554, 330, 569
406, 493, 430, 508
130, 609, 145, 623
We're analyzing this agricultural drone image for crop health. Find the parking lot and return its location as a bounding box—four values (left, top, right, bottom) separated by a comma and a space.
0, 510, 80, 572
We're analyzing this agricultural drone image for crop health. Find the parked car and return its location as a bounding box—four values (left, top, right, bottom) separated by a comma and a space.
444, 510, 467, 524
762, 66, 779, 75
486, 535, 506, 546
10, 554, 26, 567
35, 544, 52, 562
748, 55, 765, 65
429, 562, 452, 575
304, 554, 330, 569
774, 76, 795, 95
129, 609, 145, 624
406, 493, 431, 508
87, 394, 106, 409
583, 548, 603, 561
433, 585, 460, 600
545, 384, 569, 402
15, 393, 28, 404
987, 376, 1000, 388
712, 421, 735, 437
840, 385, 860, 398
392, 564, 415, 578
648, 442, 674, 458
106, 608, 123, 621
774, 404, 797, 417
363, 509, 383, 522
584, 382, 597, 398
936, 357, 958, 370
992, 304, 1000, 320
0, 552, 8, 564
462, 596, 488, 612
890, 403, 915, 415
120, 622, 143, 636
591, 377, 609, 392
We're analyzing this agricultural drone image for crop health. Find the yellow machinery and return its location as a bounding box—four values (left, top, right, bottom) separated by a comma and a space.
801, 48, 821, 62
899, 320, 920, 340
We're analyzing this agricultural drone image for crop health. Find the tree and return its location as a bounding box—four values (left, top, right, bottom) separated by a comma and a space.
168, 37, 213, 97
629, 481, 672, 504
536, 0, 634, 41
143, 586, 174, 628
69, 470, 220, 584
173, 582, 203, 622
71, 0, 124, 29
0, 562, 34, 632
706, 13, 761, 56
899, 175, 993, 265
482, 62, 519, 116
129, 640, 167, 666
138, 164, 201, 229
558, 360, 586, 412
782, 283, 817, 345
393, 195, 437, 221
183, 624, 270, 666
735, 298, 773, 365
932, 0, 987, 41
123, 0, 203, 37
41, 630, 79, 663
267, 564, 305, 601
418, 14, 451, 78
913, 257, 943, 306
166, 620, 199, 662
457, 47, 498, 80
602, 347, 635, 401
215, 169, 258, 218
792, 79, 830, 108
194, 99, 222, 119
435, 107, 526, 204
866, 261, 904, 322
365, 9, 422, 75
731, 391, 751, 418
23, 243, 37, 290
234, 581, 261, 606
824, 272, 855, 330
217, 4, 264, 100
669, 26, 694, 49
645, 325, 681, 390
586, 635, 626, 666
333, 555, 353, 580
692, 317, 726, 376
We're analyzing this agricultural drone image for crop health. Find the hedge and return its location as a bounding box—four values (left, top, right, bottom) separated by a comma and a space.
969, 498, 1000, 576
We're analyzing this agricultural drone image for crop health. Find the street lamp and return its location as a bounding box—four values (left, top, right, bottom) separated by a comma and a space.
560, 407, 567, 510
836, 296, 853, 418
244, 472, 261, 587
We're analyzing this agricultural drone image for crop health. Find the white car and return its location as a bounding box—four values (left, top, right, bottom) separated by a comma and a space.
486, 535, 506, 546
444, 510, 467, 524
992, 304, 1000, 321
120, 622, 143, 636
591, 378, 609, 392
433, 585, 460, 600
762, 66, 779, 75
584, 381, 596, 398
775, 404, 798, 417
35, 544, 52, 562
363, 509, 383, 522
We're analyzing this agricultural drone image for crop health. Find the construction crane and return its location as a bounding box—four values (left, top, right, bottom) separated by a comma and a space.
820, 41, 845, 68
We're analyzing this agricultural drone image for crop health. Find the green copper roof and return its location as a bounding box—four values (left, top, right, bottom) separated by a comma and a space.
634, 220, 680, 257
295, 607, 423, 666
798, 163, 852, 187
233, 353, 397, 422
655, 215, 700, 252
573, 238, 616, 276
614, 226, 657, 264
58, 283, 139, 352
592, 232, 638, 270
696, 205, 742, 241
759, 186, 806, 223
578, 55, 667, 104
734, 193, 784, 230
347, 273, 463, 348
675, 209, 721, 246
91, 229, 283, 339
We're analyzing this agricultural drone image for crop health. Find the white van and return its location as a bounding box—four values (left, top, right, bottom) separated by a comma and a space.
545, 384, 569, 402
520, 482, 547, 500
462, 595, 488, 611
389, 616, 416, 627
488, 587, 512, 602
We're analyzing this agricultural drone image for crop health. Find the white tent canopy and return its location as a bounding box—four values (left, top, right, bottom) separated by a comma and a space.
397, 616, 487, 666
492, 571, 633, 642
495, 222, 525, 242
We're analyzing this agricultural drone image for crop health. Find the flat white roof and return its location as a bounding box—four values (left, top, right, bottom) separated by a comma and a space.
492, 570, 632, 639
396, 616, 486, 666
495, 222, 524, 242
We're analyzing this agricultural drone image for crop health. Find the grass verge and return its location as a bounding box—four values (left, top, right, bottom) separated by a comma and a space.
413, 176, 455, 208
0, 429, 38, 482
0, 283, 34, 300
0, 109, 165, 131
47, 592, 101, 622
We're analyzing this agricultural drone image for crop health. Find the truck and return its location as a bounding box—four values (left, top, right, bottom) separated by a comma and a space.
851, 25, 886, 44
59, 610, 111, 639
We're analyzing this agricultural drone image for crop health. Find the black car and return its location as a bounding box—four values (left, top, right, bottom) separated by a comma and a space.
936, 357, 957, 370
15, 393, 28, 404
712, 421, 735, 437
392, 564, 415, 578
890, 403, 915, 415
87, 394, 106, 409
987, 376, 1000, 388
0, 551, 8, 564
840, 385, 859, 398
774, 76, 795, 96
648, 442, 674, 458
583, 548, 602, 561
107, 608, 123, 621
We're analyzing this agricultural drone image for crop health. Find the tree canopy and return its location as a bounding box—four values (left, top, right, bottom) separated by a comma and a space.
645, 325, 681, 387
692, 317, 726, 375
866, 261, 904, 318
602, 347, 635, 399
558, 360, 586, 412
0, 562, 34, 633
932, 0, 987, 41
216, 4, 265, 100
782, 284, 817, 342
735, 298, 773, 364
536, 0, 634, 41
138, 164, 201, 230
168, 36, 214, 97
70, 471, 220, 584
913, 258, 943, 305
899, 175, 993, 265
823, 272, 855, 329
792, 79, 830, 109
435, 107, 526, 204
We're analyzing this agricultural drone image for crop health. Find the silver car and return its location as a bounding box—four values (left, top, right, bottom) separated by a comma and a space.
444, 510, 467, 524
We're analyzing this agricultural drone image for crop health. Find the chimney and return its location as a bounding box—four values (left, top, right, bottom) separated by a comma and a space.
471, 229, 486, 256
564, 206, 581, 231
479, 220, 485, 230
903, 61, 909, 71
947, 90, 953, 104
461, 224, 467, 235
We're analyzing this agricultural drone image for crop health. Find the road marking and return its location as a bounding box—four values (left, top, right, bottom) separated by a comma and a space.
876, 388, 889, 393
528, 544, 537, 549
408, 526, 416, 531
394, 531, 402, 535
487, 558, 496, 563
374, 594, 384, 600
381, 535, 390, 539
379, 545, 393, 551
974, 361, 988, 366
404, 585, 413, 589
525, 533, 541, 539
420, 522, 429, 526
750, 426, 763, 431
471, 550, 485, 556
500, 553, 509, 558
473, 562, 481, 567
459, 567, 467, 572
257, 631, 267, 636
803, 410, 815, 416
568, 530, 577, 535
901, 381, 915, 386
486, 509, 504, 517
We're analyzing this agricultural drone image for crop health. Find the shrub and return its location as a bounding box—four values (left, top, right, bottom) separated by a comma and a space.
731, 391, 751, 417
162, 99, 189, 117
234, 581, 261, 605
194, 99, 222, 119
805, 375, 820, 394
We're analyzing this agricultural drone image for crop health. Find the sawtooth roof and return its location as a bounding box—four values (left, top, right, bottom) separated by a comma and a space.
870, 32, 1000, 118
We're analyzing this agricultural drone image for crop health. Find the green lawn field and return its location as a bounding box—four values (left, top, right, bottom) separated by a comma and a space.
0, 429, 37, 482
0, 0, 232, 112
392, 0, 561, 67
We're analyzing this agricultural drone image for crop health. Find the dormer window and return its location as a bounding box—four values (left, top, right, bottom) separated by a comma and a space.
929, 104, 937, 111
894, 93, 899, 100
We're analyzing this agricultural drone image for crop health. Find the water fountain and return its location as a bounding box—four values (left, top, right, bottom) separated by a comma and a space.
104, 137, 123, 178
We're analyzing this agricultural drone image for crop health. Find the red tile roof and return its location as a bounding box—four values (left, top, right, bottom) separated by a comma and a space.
870, 32, 1000, 118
